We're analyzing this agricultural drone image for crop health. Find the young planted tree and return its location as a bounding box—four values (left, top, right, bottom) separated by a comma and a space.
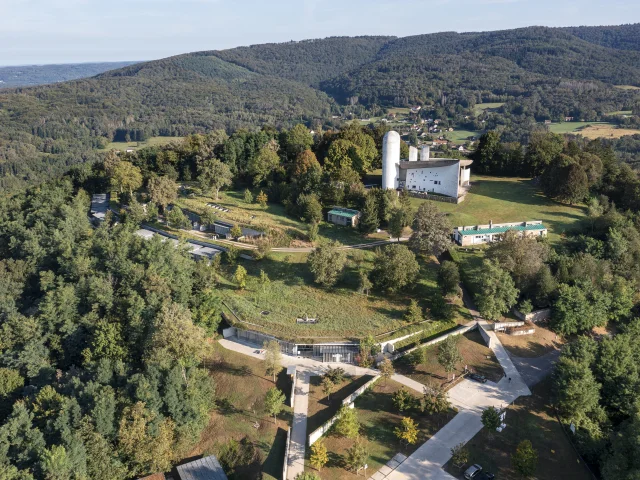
404, 299, 423, 323
379, 358, 395, 385
307, 241, 347, 287
392, 387, 416, 412
295, 473, 321, 480
309, 440, 329, 471
334, 405, 360, 438
358, 270, 373, 296
230, 224, 243, 239
395, 416, 419, 445
243, 189, 254, 204
321, 376, 335, 401
511, 439, 538, 477
264, 340, 282, 382
259, 270, 270, 293
437, 335, 463, 380
325, 366, 346, 384
233, 265, 247, 290
264, 387, 286, 426
420, 382, 450, 414
256, 190, 268, 208
481, 406, 502, 437
345, 437, 369, 473
198, 159, 233, 200
450, 443, 469, 470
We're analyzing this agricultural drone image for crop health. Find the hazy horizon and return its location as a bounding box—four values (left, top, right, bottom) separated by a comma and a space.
2, 0, 639, 66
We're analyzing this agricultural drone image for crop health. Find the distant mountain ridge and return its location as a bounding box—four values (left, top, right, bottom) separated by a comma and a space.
1, 24, 639, 192
0, 61, 141, 88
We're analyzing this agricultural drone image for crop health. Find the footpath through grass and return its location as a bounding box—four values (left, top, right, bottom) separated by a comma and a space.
444, 377, 594, 480
310, 379, 457, 480
191, 343, 291, 480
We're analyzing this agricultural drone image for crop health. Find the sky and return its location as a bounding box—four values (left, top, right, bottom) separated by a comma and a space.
0, 0, 638, 65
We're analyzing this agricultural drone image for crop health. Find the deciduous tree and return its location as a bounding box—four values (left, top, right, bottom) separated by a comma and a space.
475, 259, 519, 320
148, 176, 178, 211
370, 244, 419, 292
309, 440, 329, 471
198, 159, 233, 200
334, 405, 360, 438
264, 340, 282, 382
264, 387, 285, 425
437, 335, 463, 380
409, 203, 451, 256
308, 241, 346, 287
395, 416, 419, 445
511, 439, 538, 477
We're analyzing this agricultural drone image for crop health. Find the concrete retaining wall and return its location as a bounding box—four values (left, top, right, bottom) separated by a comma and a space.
283, 427, 291, 480
514, 307, 551, 323
288, 368, 297, 408
222, 327, 237, 338
493, 321, 525, 331
308, 375, 381, 446
478, 323, 494, 348
390, 323, 477, 361
509, 328, 536, 336
379, 329, 425, 353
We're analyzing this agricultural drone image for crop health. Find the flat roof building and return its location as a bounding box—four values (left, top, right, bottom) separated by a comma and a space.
327, 207, 361, 227
90, 193, 109, 223
453, 221, 547, 246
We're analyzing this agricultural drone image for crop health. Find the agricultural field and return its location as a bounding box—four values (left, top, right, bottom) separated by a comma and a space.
218, 252, 470, 341
444, 378, 594, 480
394, 330, 503, 389
416, 175, 587, 243
192, 343, 292, 480
473, 102, 505, 115
104, 135, 184, 151
444, 129, 481, 145
309, 379, 457, 480
547, 121, 640, 139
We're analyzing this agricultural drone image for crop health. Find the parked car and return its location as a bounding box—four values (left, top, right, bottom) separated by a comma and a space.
464, 464, 483, 479
477, 473, 495, 480
468, 373, 488, 383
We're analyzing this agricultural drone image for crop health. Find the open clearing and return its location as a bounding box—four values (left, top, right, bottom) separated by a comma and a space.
473, 102, 505, 115
219, 252, 470, 341
394, 329, 504, 388
548, 121, 640, 139
444, 378, 594, 480
104, 135, 184, 151
497, 323, 563, 358
416, 176, 586, 243
445, 129, 481, 144
310, 379, 456, 480
192, 343, 291, 480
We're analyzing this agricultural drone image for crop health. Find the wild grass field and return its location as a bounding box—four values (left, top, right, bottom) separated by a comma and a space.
191, 343, 292, 480
414, 176, 587, 243
218, 252, 469, 341
309, 379, 457, 480
104, 135, 184, 151
444, 129, 481, 144
547, 121, 640, 139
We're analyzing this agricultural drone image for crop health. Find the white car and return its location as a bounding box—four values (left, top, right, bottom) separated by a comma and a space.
464, 464, 483, 479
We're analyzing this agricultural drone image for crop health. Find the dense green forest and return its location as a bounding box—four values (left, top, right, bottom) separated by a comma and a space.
0, 62, 140, 89
1, 24, 640, 192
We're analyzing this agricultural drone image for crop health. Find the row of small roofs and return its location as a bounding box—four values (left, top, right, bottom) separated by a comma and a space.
456, 221, 546, 236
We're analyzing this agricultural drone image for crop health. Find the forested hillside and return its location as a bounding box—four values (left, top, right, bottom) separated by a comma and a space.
1, 25, 640, 192
0, 62, 140, 88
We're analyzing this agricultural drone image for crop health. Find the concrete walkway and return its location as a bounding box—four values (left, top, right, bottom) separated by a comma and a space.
288, 371, 310, 480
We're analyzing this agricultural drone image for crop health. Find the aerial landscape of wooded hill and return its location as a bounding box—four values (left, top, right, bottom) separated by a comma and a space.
1, 25, 640, 192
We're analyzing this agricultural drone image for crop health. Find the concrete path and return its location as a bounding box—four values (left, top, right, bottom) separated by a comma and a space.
287, 371, 310, 480
509, 348, 561, 388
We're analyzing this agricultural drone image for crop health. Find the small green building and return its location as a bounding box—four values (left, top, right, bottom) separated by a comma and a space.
327, 207, 361, 227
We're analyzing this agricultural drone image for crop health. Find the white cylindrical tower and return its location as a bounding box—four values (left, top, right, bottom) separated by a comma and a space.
382, 130, 401, 190
409, 146, 418, 162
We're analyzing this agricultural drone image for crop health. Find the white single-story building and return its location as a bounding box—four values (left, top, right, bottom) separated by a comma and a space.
453, 221, 548, 246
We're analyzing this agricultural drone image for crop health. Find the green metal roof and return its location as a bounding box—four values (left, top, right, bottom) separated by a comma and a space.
328, 208, 360, 218
458, 224, 546, 236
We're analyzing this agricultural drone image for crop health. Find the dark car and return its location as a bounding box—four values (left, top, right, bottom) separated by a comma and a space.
467, 373, 488, 383
477, 473, 495, 480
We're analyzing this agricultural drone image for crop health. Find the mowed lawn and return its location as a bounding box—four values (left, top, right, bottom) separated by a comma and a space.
415, 175, 587, 242
309, 379, 457, 480
394, 329, 504, 389
218, 252, 470, 341
445, 129, 482, 144
191, 343, 292, 480
444, 378, 594, 480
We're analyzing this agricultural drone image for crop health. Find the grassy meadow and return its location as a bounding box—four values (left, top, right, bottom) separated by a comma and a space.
547, 121, 640, 139
217, 252, 469, 341
473, 102, 505, 115
444, 129, 481, 144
